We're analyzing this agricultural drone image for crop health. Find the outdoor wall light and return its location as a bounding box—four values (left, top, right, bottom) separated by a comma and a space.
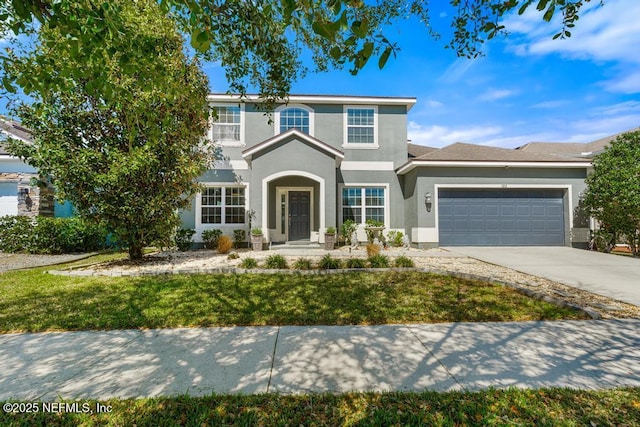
424, 192, 432, 212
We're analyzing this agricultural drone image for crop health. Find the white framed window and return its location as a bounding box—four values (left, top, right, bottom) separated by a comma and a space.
201, 186, 246, 224
210, 104, 244, 146
343, 106, 378, 148
274, 104, 314, 136
341, 186, 386, 225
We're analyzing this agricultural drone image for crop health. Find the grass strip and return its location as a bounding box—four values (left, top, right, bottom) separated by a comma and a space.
2, 388, 639, 426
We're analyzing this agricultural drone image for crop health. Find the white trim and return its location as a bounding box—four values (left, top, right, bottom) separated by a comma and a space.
338, 183, 390, 227
275, 186, 315, 242
195, 183, 250, 240
340, 161, 394, 171
261, 171, 326, 243
397, 160, 592, 175
342, 105, 379, 149
207, 94, 417, 110
274, 104, 315, 137
209, 103, 245, 147
211, 160, 249, 170
243, 129, 344, 159
411, 227, 439, 243
431, 184, 573, 245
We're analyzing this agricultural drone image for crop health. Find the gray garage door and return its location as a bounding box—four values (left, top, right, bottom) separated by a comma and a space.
438, 189, 565, 246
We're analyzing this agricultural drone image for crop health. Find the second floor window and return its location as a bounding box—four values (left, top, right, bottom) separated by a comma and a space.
346, 107, 376, 145
212, 106, 241, 143
280, 107, 310, 134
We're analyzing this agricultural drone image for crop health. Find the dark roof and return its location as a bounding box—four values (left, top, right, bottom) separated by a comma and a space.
414, 142, 589, 162
0, 117, 33, 143
407, 143, 438, 158
516, 127, 640, 158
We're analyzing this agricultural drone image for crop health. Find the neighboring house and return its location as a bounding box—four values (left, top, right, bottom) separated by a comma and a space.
0, 117, 71, 218
180, 94, 595, 248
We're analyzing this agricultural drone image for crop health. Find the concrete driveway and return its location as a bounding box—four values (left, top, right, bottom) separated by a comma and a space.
445, 246, 640, 307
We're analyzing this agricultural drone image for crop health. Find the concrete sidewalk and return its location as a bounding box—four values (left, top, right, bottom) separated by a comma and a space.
1, 320, 639, 401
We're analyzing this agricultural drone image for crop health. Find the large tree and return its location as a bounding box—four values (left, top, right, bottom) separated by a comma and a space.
582, 131, 640, 257
1, 0, 598, 106
6, 0, 211, 260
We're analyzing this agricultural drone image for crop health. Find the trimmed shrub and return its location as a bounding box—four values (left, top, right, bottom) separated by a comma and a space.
366, 242, 380, 257
340, 219, 357, 245
0, 216, 109, 254
201, 229, 222, 249
265, 254, 288, 269
387, 230, 405, 247
318, 254, 342, 270
394, 256, 415, 268
227, 252, 239, 260
217, 235, 233, 254
345, 258, 366, 269
368, 254, 390, 268
233, 229, 246, 248
240, 257, 258, 269
293, 257, 314, 270
175, 229, 195, 251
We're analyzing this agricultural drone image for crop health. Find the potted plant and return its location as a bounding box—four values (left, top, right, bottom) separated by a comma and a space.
324, 226, 337, 250
251, 227, 263, 251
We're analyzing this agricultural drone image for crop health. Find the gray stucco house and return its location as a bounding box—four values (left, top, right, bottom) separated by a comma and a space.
180, 93, 596, 248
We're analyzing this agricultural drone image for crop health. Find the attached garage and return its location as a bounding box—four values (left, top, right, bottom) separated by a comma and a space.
438, 188, 565, 246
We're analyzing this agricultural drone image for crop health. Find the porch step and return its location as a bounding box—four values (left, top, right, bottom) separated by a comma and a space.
271, 242, 322, 250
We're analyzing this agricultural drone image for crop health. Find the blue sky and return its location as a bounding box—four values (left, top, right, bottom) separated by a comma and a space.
207, 0, 640, 148
3, 0, 639, 149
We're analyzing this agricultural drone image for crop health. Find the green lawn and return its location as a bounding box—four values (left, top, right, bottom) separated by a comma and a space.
0, 255, 585, 333
2, 388, 639, 426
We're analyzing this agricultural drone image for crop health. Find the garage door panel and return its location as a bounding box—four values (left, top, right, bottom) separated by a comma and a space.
439, 189, 565, 246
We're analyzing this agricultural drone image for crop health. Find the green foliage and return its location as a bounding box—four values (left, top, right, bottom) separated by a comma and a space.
4, 0, 210, 260
368, 254, 390, 268
233, 230, 246, 248
0, 215, 109, 254
394, 256, 415, 268
387, 230, 405, 247
326, 226, 336, 234
365, 219, 385, 243
1, 1, 591, 109
340, 219, 357, 245
251, 227, 263, 235
175, 229, 195, 252
293, 258, 314, 270
345, 257, 366, 269
201, 229, 222, 250
227, 252, 239, 260
265, 254, 288, 269
318, 254, 342, 270
582, 131, 640, 257
217, 236, 233, 254
240, 257, 258, 269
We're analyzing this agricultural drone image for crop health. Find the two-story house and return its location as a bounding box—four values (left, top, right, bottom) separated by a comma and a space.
181, 93, 593, 249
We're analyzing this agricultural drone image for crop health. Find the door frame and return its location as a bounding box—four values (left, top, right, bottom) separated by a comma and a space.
275, 186, 314, 241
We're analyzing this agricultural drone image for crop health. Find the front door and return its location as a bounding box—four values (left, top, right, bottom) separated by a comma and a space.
288, 191, 310, 241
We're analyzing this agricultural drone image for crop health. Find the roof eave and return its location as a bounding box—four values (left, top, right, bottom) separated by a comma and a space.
397, 159, 593, 175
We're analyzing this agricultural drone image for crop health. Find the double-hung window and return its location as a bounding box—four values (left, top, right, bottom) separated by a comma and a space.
211, 106, 242, 145
342, 187, 385, 225
344, 106, 377, 147
201, 187, 246, 224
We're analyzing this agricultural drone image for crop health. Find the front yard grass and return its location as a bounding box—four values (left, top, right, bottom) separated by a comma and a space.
0, 261, 585, 333
2, 388, 639, 426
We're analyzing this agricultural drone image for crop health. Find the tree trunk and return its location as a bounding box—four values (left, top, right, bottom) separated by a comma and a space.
128, 242, 144, 260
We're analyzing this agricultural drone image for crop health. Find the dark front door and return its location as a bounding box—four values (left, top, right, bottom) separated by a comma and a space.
289, 191, 310, 241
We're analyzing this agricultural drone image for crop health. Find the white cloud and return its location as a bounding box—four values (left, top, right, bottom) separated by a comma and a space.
603, 71, 640, 94
425, 99, 444, 108
438, 58, 478, 83
531, 100, 570, 109
590, 101, 640, 116
408, 121, 502, 147
479, 89, 517, 101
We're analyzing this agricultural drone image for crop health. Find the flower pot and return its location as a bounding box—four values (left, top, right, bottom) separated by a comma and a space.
251, 234, 263, 251
324, 233, 336, 250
